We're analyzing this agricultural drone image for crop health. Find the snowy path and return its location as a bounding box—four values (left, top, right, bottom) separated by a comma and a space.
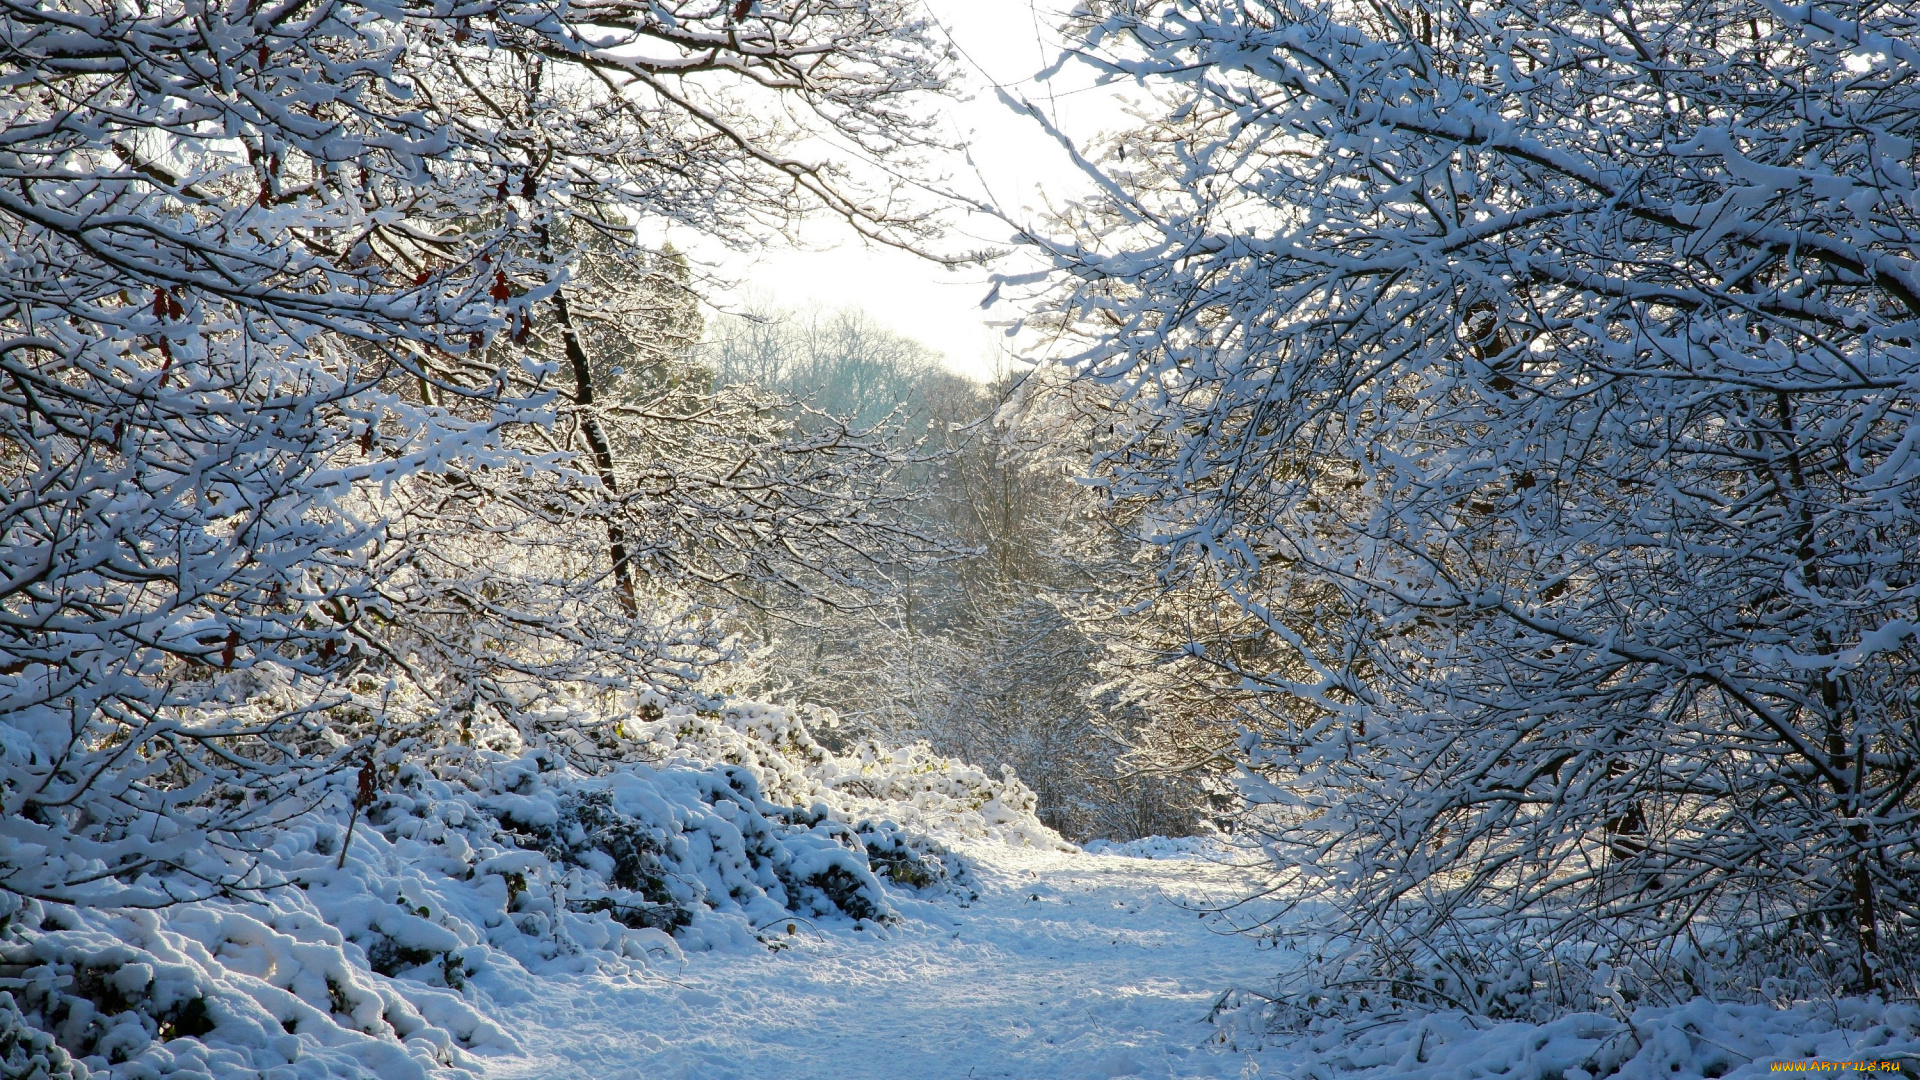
477, 842, 1282, 1080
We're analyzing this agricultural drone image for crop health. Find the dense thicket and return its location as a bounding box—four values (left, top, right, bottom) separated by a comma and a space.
1022, 0, 1920, 1008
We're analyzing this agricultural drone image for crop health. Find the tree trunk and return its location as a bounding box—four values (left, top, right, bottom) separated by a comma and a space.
551, 289, 639, 614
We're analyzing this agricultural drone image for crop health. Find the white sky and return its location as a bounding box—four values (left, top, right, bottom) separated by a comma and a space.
680, 1, 1130, 382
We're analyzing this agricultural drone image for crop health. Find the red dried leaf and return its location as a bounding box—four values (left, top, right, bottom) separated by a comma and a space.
355, 759, 378, 808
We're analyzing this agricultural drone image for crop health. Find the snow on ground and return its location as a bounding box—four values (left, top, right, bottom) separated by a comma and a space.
470, 829, 1920, 1080
13, 696, 1917, 1080
477, 840, 1284, 1080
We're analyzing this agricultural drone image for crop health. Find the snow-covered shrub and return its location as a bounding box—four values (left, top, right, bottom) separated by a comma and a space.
0, 990, 81, 1080
812, 741, 1073, 853
853, 818, 975, 895
460, 753, 901, 937
583, 697, 1071, 852
0, 889, 489, 1080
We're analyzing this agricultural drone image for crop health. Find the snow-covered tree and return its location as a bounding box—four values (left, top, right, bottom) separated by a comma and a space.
910, 371, 1216, 840
0, 0, 948, 906
876, 407, 1115, 836
1021, 0, 1920, 1000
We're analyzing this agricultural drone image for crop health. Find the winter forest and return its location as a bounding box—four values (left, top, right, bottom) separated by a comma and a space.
4, 0, 1920, 1077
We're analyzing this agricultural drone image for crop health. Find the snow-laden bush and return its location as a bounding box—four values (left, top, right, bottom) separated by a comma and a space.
579, 696, 1073, 852
0, 699, 1052, 1079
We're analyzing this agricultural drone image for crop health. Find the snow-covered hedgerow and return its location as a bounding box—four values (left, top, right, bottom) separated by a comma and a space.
0, 699, 1054, 1079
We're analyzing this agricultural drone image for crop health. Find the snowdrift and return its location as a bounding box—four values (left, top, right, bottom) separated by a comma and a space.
0, 700, 1062, 1080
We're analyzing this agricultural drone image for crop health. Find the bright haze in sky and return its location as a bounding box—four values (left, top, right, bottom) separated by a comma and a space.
679, 1, 1129, 382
